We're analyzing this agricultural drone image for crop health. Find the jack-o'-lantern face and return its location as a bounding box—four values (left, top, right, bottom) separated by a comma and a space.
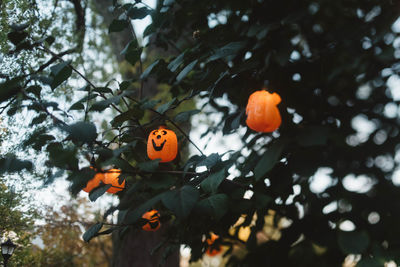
142, 209, 161, 231
147, 126, 178, 163
246, 90, 282, 132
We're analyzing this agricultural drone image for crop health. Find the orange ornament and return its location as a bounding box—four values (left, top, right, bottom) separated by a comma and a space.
142, 210, 161, 231
83, 168, 105, 193
147, 126, 178, 163
205, 233, 222, 256
246, 90, 282, 132
104, 169, 125, 194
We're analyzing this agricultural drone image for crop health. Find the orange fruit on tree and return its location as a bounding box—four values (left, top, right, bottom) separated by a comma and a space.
246, 90, 282, 132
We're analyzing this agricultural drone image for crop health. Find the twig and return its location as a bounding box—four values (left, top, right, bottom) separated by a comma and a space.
122, 95, 205, 156
97, 169, 202, 176
0, 97, 17, 115
140, 1, 155, 10
22, 92, 67, 125
34, 48, 77, 74
37, 45, 124, 114
84, 86, 92, 122
166, 117, 205, 156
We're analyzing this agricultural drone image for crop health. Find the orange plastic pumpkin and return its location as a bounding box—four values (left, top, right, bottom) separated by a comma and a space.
142, 209, 161, 231
205, 233, 222, 256
246, 90, 282, 132
104, 169, 125, 194
83, 168, 105, 193
147, 126, 178, 163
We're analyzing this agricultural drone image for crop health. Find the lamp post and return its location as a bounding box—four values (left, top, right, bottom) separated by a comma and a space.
1, 239, 16, 267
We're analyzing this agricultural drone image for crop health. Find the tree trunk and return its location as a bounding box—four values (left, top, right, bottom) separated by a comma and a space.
91, 1, 180, 266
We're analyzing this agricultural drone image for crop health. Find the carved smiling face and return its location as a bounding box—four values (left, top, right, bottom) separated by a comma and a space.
147, 126, 178, 163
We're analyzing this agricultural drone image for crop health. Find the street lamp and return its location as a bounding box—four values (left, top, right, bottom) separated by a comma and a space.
1, 239, 16, 267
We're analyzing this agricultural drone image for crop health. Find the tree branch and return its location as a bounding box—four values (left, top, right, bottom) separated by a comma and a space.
37, 45, 124, 114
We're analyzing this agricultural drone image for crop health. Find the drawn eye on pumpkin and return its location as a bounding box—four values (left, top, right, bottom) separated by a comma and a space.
147, 126, 178, 163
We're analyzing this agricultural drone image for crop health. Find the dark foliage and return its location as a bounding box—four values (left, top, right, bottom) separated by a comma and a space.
1, 0, 400, 266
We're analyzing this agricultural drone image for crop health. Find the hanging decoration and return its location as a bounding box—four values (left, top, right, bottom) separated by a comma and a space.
246, 90, 282, 132
147, 126, 178, 163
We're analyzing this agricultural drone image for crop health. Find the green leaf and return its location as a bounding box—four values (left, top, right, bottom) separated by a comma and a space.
26, 133, 55, 151
208, 41, 246, 61
231, 110, 244, 130
254, 193, 272, 208
112, 105, 144, 126
0, 78, 22, 103
141, 99, 160, 110
254, 141, 285, 181
197, 194, 229, 220
69, 93, 97, 111
7, 31, 28, 45
140, 60, 160, 79
14, 40, 33, 51
143, 23, 156, 37
31, 113, 48, 125
26, 85, 42, 98
167, 52, 186, 72
146, 174, 176, 190
89, 184, 112, 202
69, 101, 85, 110
68, 168, 96, 195
156, 97, 177, 114
109, 19, 129, 33
93, 87, 113, 94
47, 142, 79, 170
200, 168, 226, 194
338, 230, 370, 254
127, 7, 151, 19
357, 258, 382, 267
50, 61, 72, 89
197, 153, 220, 169
62, 121, 97, 143
9, 23, 29, 31
0, 155, 32, 174
45, 36, 55, 46
123, 193, 165, 224
296, 126, 330, 147
162, 185, 199, 218
83, 223, 103, 242
119, 81, 130, 91
176, 60, 198, 83
90, 96, 121, 112
121, 40, 142, 66
138, 159, 161, 172
174, 109, 200, 123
